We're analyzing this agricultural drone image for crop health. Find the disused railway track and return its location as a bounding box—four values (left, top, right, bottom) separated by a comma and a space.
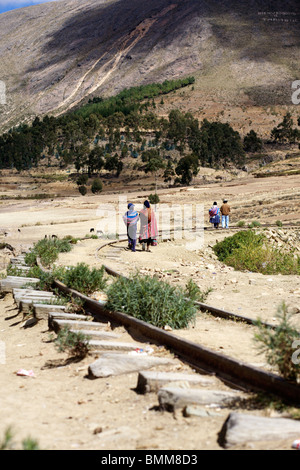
52, 276, 300, 406
95, 223, 299, 330
5, 223, 299, 408
103, 260, 277, 329
50, 225, 300, 406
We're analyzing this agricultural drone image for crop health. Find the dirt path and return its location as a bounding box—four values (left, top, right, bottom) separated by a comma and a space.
0, 271, 297, 451
0, 174, 300, 450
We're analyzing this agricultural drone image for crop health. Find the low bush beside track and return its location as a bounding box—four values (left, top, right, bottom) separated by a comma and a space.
105, 274, 206, 329
213, 230, 300, 275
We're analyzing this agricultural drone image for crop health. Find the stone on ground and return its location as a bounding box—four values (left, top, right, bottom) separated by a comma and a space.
136, 370, 217, 393
158, 387, 241, 411
88, 353, 174, 378
218, 412, 300, 449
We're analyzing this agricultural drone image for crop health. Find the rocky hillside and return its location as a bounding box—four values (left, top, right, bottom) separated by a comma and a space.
0, 0, 299, 134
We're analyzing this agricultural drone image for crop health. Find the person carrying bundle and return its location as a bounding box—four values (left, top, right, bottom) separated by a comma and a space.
139, 200, 158, 252
209, 202, 221, 229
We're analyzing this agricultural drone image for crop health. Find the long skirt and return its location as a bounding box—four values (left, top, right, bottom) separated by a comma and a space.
127, 224, 137, 251
210, 215, 220, 225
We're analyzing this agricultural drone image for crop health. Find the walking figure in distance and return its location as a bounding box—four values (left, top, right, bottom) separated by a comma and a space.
139, 200, 158, 252
209, 202, 221, 229
220, 199, 231, 229
123, 203, 139, 252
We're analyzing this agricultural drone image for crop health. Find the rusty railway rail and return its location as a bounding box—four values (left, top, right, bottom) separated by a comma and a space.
102, 261, 277, 329
34, 224, 300, 405
95, 238, 277, 330
52, 277, 300, 406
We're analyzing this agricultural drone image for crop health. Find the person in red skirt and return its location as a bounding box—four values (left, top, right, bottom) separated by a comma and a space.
139, 200, 158, 252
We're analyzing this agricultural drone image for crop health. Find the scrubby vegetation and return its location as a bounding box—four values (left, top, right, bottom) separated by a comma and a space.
184, 278, 212, 303
254, 302, 300, 382
24, 237, 73, 268
56, 262, 107, 296
105, 273, 202, 329
0, 427, 40, 450
78, 77, 196, 119
6, 235, 107, 296
213, 230, 300, 275
148, 193, 160, 204
54, 325, 90, 359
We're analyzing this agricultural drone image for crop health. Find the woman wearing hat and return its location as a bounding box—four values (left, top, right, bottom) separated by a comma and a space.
139, 200, 158, 252
123, 203, 139, 251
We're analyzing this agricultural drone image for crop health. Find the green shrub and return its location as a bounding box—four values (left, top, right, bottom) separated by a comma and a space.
24, 250, 38, 267
0, 427, 14, 450
22, 437, 40, 450
0, 427, 40, 450
37, 241, 59, 266
213, 230, 299, 275
6, 265, 28, 277
226, 244, 299, 275
76, 174, 88, 186
5, 264, 56, 291
275, 220, 283, 227
91, 178, 103, 194
213, 230, 265, 262
105, 273, 197, 329
148, 193, 160, 204
248, 220, 261, 228
57, 262, 107, 295
184, 278, 212, 302
39, 296, 67, 306
27, 266, 55, 290
254, 302, 300, 381
78, 185, 87, 195
55, 326, 90, 359
25, 237, 72, 268
237, 220, 246, 227
55, 238, 73, 253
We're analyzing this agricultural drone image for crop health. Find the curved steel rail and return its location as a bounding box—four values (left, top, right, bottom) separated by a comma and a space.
95, 239, 277, 330
35, 227, 300, 405
52, 277, 300, 405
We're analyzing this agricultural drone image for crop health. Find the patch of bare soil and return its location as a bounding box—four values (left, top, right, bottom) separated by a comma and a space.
0, 173, 300, 450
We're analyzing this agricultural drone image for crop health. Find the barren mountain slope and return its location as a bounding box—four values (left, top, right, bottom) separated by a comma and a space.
0, 0, 299, 132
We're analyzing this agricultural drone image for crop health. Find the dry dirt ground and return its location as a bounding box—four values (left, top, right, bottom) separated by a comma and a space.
0, 172, 300, 451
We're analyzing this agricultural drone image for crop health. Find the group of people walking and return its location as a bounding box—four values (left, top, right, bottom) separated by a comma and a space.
123, 198, 230, 251
209, 199, 231, 229
123, 200, 158, 252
